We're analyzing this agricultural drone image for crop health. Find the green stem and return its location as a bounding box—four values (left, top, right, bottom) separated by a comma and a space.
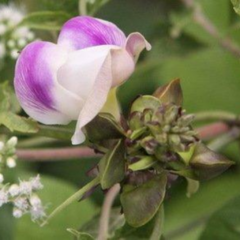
194, 111, 236, 122
79, 0, 88, 15
41, 177, 100, 226
150, 205, 164, 240
207, 127, 240, 151
37, 125, 73, 140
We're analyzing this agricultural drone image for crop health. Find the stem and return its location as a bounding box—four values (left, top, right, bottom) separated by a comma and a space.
41, 177, 100, 227
194, 111, 236, 122
97, 184, 120, 240
37, 125, 73, 141
150, 205, 164, 240
16, 147, 98, 161
197, 122, 230, 140
181, 0, 240, 58
79, 0, 87, 15
207, 127, 240, 151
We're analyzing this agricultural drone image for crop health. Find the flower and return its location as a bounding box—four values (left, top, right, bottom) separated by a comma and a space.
14, 16, 151, 145
0, 4, 35, 61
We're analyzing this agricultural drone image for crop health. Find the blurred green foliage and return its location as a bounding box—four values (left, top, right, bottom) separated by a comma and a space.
1, 0, 240, 239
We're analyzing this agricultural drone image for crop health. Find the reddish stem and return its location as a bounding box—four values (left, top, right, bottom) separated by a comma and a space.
16, 147, 98, 161
197, 122, 230, 140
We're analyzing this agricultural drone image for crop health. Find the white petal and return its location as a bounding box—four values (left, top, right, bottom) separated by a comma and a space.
71, 51, 113, 144
125, 32, 152, 62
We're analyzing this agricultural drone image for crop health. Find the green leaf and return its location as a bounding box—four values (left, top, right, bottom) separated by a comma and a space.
120, 173, 167, 227
0, 205, 15, 240
129, 156, 157, 171
131, 96, 161, 113
85, 113, 125, 143
189, 143, 234, 180
110, 206, 164, 240
153, 79, 183, 106
0, 112, 39, 133
0, 82, 21, 113
231, 0, 240, 15
15, 172, 97, 240
186, 178, 200, 198
20, 11, 70, 30
199, 195, 240, 240
99, 140, 126, 189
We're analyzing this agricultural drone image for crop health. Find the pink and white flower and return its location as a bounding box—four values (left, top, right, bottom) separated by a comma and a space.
14, 16, 151, 144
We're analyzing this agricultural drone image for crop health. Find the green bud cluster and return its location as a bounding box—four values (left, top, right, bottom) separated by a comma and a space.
127, 103, 198, 157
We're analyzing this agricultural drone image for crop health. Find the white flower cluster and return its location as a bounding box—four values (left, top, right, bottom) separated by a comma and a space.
0, 175, 46, 222
0, 4, 35, 61
0, 136, 18, 183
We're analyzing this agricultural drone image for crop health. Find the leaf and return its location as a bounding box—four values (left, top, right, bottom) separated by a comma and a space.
99, 140, 126, 189
153, 79, 183, 106
128, 156, 157, 171
231, 0, 240, 15
130, 96, 161, 113
186, 178, 200, 198
19, 11, 70, 30
15, 172, 97, 240
189, 143, 234, 180
85, 113, 125, 143
199, 195, 240, 240
110, 206, 164, 240
0, 82, 21, 113
0, 112, 39, 133
0, 205, 15, 240
164, 172, 240, 240
120, 173, 167, 227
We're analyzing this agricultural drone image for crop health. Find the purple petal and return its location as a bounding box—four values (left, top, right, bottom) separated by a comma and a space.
14, 41, 81, 124
57, 16, 126, 51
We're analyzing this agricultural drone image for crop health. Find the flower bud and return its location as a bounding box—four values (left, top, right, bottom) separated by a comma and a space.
6, 136, 18, 148
13, 208, 23, 218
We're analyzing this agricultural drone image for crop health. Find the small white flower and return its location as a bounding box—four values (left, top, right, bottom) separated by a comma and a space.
19, 181, 32, 195
17, 38, 27, 48
7, 136, 18, 148
31, 204, 46, 221
30, 195, 41, 207
26, 31, 34, 41
0, 43, 6, 59
14, 197, 29, 210
0, 141, 4, 151
0, 174, 4, 183
13, 208, 23, 218
8, 184, 20, 197
10, 49, 19, 59
30, 175, 43, 191
0, 189, 8, 207
6, 157, 16, 168
0, 23, 6, 35
7, 40, 15, 48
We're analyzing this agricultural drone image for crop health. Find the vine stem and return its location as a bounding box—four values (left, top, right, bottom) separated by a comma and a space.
41, 177, 100, 227
97, 184, 121, 240
193, 111, 236, 122
16, 147, 98, 161
181, 0, 240, 58
79, 0, 87, 15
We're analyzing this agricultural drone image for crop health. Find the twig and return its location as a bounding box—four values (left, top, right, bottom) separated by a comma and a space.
97, 184, 121, 240
197, 122, 230, 141
181, 0, 240, 58
16, 147, 98, 161
207, 127, 240, 151
194, 111, 236, 122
